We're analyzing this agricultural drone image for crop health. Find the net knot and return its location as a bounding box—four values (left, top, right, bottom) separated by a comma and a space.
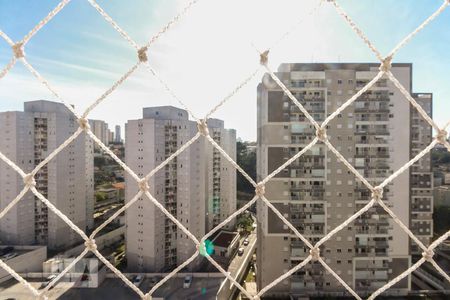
316, 127, 327, 142
23, 173, 36, 187
197, 119, 209, 136
309, 247, 320, 261
422, 249, 435, 261
379, 56, 392, 72
436, 129, 448, 144
260, 50, 269, 65
85, 239, 97, 252
77, 118, 90, 131
371, 187, 383, 202
138, 46, 148, 62
255, 183, 265, 197
12, 42, 25, 58
138, 179, 150, 192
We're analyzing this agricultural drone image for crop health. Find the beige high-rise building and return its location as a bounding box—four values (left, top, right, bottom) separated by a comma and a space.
257, 63, 433, 297
88, 119, 111, 149
204, 119, 237, 230
410, 93, 433, 255
125, 106, 236, 272
0, 100, 94, 250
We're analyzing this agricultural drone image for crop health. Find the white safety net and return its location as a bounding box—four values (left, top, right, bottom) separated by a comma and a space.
0, 0, 450, 299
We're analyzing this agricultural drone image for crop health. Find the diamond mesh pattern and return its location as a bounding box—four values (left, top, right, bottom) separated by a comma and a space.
0, 0, 449, 299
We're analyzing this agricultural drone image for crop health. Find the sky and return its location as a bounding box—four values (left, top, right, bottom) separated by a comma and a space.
0, 0, 449, 141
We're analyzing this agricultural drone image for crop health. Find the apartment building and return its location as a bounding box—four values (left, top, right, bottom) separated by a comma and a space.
257, 63, 433, 296
125, 106, 236, 272
88, 119, 111, 149
115, 125, 122, 143
0, 100, 94, 250
410, 93, 433, 255
204, 119, 237, 230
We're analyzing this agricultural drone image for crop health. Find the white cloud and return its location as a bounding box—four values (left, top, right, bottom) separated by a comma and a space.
1, 0, 448, 140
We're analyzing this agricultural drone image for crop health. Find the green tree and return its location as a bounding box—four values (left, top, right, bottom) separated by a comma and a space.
433, 205, 450, 235
95, 191, 107, 202
236, 214, 254, 234
236, 140, 256, 200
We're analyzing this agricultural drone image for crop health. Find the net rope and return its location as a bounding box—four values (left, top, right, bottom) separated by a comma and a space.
0, 0, 449, 299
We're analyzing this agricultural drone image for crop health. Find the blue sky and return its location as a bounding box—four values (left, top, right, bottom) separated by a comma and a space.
0, 0, 449, 140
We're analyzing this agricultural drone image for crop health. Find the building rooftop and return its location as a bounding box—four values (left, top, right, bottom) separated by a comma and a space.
112, 182, 125, 190
278, 62, 413, 72
24, 100, 74, 114
212, 231, 239, 248
142, 106, 189, 121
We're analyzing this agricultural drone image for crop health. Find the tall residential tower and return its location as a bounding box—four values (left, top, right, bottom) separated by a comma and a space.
88, 119, 111, 149
257, 63, 433, 296
0, 100, 94, 250
125, 106, 236, 272
115, 125, 122, 143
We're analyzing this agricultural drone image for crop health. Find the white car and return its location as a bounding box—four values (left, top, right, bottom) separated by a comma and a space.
2, 252, 17, 260
132, 274, 144, 287
183, 275, 192, 288
243, 238, 249, 246
238, 247, 244, 256
40, 274, 57, 289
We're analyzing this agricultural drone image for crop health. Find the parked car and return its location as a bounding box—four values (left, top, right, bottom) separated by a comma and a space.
183, 275, 192, 288
40, 275, 57, 289
243, 238, 249, 246
2, 252, 17, 260
132, 274, 144, 287
238, 247, 244, 256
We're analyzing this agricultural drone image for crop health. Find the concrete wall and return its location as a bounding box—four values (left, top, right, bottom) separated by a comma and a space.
0, 246, 47, 283
60, 226, 124, 258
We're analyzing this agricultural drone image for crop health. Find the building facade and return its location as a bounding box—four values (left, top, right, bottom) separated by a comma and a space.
409, 93, 433, 255
88, 119, 111, 149
434, 185, 450, 207
257, 63, 432, 296
0, 100, 94, 250
204, 119, 237, 230
125, 106, 236, 272
115, 125, 121, 143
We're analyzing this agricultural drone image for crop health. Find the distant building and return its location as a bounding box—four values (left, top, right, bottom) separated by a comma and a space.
410, 93, 433, 255
0, 101, 94, 250
88, 119, 111, 149
115, 125, 121, 143
257, 63, 432, 296
204, 118, 237, 230
444, 173, 450, 185
211, 231, 239, 258
97, 188, 119, 201
434, 185, 450, 207
434, 176, 443, 187
108, 129, 114, 144
125, 106, 236, 272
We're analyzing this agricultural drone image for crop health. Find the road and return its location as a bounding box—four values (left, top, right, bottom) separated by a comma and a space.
216, 232, 257, 299
228, 233, 256, 281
